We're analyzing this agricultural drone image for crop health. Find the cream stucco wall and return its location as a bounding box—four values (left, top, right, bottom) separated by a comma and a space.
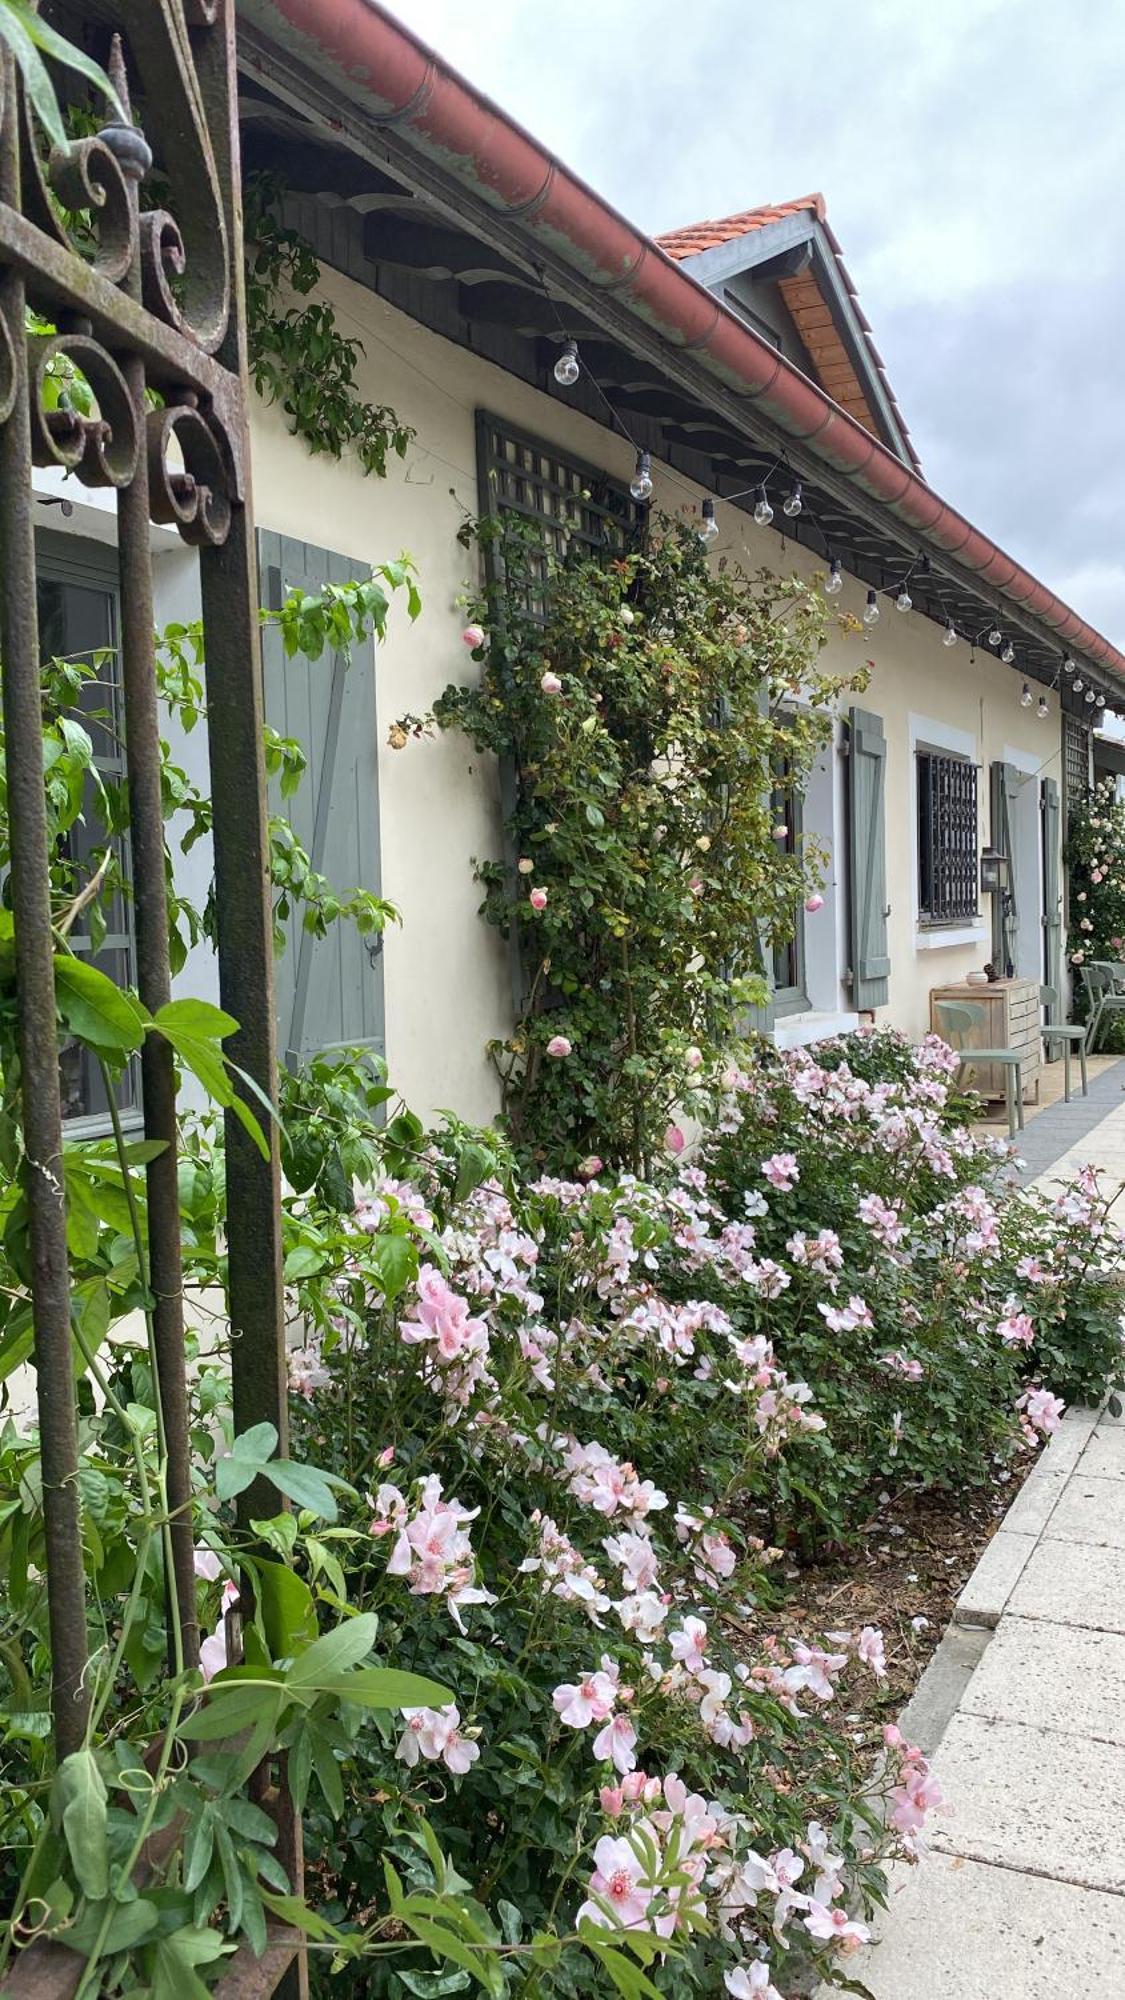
246, 257, 1065, 1092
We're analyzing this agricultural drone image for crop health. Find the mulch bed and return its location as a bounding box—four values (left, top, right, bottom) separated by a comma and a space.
741, 1453, 1038, 1746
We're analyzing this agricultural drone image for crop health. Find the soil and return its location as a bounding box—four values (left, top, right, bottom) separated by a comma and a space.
741, 1452, 1038, 1746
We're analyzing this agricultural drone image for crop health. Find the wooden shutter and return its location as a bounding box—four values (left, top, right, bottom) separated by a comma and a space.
1042, 775, 1061, 1017
258, 532, 385, 1070
990, 761, 1019, 975
846, 706, 890, 1010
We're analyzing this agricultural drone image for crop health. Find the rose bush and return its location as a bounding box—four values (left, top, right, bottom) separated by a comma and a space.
1068, 776, 1125, 1042
278, 1027, 1123, 1996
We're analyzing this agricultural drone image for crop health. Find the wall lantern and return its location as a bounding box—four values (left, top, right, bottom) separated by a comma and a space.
980, 846, 1010, 896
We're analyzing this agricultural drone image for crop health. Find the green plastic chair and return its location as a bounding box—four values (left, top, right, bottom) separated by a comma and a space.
1040, 984, 1088, 1102
933, 999, 1024, 1140
1081, 963, 1125, 1052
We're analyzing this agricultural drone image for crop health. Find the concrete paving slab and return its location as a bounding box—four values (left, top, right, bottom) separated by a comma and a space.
1046, 1472, 1125, 1549
1008, 1537, 1125, 1632
929, 1712, 1125, 1889
959, 1614, 1125, 1743
858, 1854, 1125, 1999
1080, 1425, 1125, 1480
953, 1529, 1036, 1628
997, 1463, 1068, 1537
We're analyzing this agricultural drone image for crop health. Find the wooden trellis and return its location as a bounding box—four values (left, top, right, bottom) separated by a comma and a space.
0, 2, 295, 1990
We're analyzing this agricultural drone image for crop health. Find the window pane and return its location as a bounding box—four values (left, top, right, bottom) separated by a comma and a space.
36, 560, 137, 1125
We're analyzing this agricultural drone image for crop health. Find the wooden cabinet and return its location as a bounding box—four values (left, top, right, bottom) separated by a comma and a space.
929, 978, 1041, 1103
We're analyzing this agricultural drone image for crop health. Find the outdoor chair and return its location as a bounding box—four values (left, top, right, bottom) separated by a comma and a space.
933, 999, 1025, 1140
1040, 983, 1088, 1102
1081, 963, 1125, 1052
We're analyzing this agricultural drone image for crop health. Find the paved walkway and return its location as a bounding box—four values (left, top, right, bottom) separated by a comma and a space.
854, 1070, 1125, 1998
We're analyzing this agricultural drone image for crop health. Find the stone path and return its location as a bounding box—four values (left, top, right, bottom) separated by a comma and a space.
853, 1073, 1125, 1997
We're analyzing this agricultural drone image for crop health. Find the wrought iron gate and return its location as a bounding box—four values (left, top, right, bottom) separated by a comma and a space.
0, 2, 294, 1987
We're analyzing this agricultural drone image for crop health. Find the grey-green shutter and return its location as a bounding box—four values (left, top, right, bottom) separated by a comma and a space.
846, 705, 890, 1010
1042, 775, 1061, 1016
258, 531, 385, 1070
990, 761, 1019, 975
742, 678, 775, 1034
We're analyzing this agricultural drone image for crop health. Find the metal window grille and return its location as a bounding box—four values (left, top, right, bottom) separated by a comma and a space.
917, 750, 978, 924
475, 410, 643, 618
1064, 714, 1092, 810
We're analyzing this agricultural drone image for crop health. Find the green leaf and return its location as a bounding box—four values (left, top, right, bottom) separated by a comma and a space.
177, 1682, 284, 1744
283, 1614, 377, 1688
262, 1457, 341, 1521
251, 1556, 318, 1658
323, 1666, 453, 1712
183, 1807, 216, 1894
233, 1422, 279, 1462
54, 957, 147, 1053
52, 1749, 108, 1901
152, 998, 239, 1041
151, 1926, 231, 2000
58, 1895, 158, 1957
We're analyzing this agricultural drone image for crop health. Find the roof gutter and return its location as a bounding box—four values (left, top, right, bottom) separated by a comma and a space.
248, 0, 1125, 687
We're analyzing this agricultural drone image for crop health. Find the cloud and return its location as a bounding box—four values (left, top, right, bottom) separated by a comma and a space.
397, 0, 1125, 643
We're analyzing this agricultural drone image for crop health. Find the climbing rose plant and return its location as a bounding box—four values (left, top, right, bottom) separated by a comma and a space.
1068, 776, 1125, 1028
396, 519, 864, 1172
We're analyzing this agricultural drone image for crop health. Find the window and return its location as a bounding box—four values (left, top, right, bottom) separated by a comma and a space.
917, 748, 978, 926
36, 536, 139, 1129
770, 752, 807, 1015
475, 411, 643, 619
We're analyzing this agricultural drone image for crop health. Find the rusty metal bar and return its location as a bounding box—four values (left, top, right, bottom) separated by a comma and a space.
197, 12, 305, 1983
0, 57, 88, 1758
103, 56, 200, 1673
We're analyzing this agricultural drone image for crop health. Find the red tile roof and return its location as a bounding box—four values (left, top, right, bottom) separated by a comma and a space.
656, 193, 827, 263
655, 195, 921, 473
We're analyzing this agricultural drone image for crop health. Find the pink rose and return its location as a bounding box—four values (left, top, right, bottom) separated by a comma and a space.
772, 823, 788, 840
529, 887, 548, 911
804, 892, 825, 913
578, 1155, 603, 1179
517, 857, 534, 874
599, 1784, 624, 1815
461, 623, 485, 649
546, 1035, 572, 1058
685, 1046, 703, 1072
664, 1124, 686, 1156
540, 671, 562, 695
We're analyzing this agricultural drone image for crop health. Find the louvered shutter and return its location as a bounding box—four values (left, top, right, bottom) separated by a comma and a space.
1042, 775, 1061, 1016
846, 706, 890, 1010
258, 532, 385, 1069
990, 761, 1019, 976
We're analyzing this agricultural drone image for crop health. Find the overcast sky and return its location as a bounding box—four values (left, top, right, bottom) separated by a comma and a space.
399, 0, 1125, 645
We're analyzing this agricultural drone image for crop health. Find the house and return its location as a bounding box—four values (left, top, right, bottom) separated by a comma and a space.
36, 0, 1125, 1134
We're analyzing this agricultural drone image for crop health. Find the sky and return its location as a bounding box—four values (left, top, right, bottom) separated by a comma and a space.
397, 0, 1125, 645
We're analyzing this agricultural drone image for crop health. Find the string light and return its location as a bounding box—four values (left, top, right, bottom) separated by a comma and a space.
1073, 676, 1085, 692
1037, 693, 1049, 719
782, 480, 803, 519
753, 485, 774, 527
1063, 656, 1076, 675
553, 339, 580, 387
1085, 687, 1097, 704
630, 450, 653, 502
863, 588, 880, 626
1020, 682, 1033, 707
824, 556, 843, 596
942, 621, 958, 647
895, 584, 912, 613
697, 497, 719, 545
987, 626, 1002, 647
1000, 638, 1015, 664
1097, 694, 1107, 709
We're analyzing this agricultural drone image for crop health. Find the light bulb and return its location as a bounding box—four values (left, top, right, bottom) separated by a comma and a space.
1097, 694, 1107, 709
1020, 682, 1033, 707
630, 450, 653, 503
1073, 677, 1084, 693
753, 485, 773, 527
1037, 695, 1049, 718
863, 588, 880, 626
942, 621, 957, 647
782, 481, 803, 519
1063, 656, 1076, 675
698, 497, 719, 545
1000, 639, 1015, 664
896, 586, 912, 613
553, 339, 580, 387
824, 557, 843, 596
987, 626, 1002, 647
1085, 687, 1097, 704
